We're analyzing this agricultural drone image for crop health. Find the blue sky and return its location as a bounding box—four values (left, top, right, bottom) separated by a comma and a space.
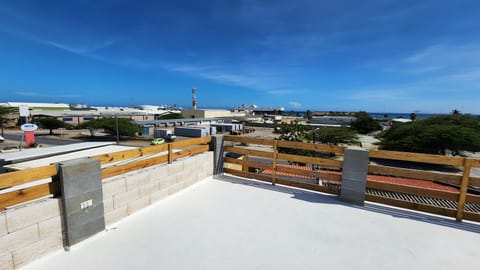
0, 0, 479, 113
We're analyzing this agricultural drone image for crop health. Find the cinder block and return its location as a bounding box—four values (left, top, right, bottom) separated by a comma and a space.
127, 196, 150, 215
168, 183, 183, 195
102, 177, 126, 198
38, 216, 62, 240
126, 171, 151, 191
0, 224, 39, 253
148, 165, 168, 182
5, 199, 60, 233
182, 178, 197, 189
0, 251, 13, 270
12, 236, 62, 268
113, 188, 139, 208
0, 213, 7, 238
139, 182, 160, 197
167, 161, 184, 176
150, 189, 169, 203
175, 170, 191, 183
340, 148, 369, 206
103, 198, 114, 213
105, 205, 128, 225
183, 157, 196, 171
159, 175, 177, 190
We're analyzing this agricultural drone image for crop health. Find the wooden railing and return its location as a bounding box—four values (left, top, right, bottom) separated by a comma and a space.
367, 149, 480, 222
222, 136, 480, 222
223, 135, 344, 195
0, 137, 211, 211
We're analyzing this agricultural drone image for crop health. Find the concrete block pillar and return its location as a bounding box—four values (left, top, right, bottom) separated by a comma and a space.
340, 148, 369, 206
210, 135, 224, 176
57, 158, 105, 250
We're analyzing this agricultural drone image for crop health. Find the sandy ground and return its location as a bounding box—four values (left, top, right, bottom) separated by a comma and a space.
24, 176, 480, 270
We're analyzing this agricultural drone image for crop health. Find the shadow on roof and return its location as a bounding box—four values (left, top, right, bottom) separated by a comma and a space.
216, 174, 480, 234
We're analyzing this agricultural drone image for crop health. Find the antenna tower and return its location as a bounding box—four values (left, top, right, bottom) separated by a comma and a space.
192, 86, 197, 110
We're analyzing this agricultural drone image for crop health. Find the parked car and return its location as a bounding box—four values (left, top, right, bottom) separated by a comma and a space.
151, 138, 165, 145
0, 135, 4, 142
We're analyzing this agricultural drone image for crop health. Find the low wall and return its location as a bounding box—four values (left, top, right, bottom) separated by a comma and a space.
0, 151, 214, 269
103, 151, 214, 225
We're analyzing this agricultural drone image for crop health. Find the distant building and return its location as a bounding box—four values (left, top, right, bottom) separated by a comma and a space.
182, 109, 233, 119
309, 116, 356, 126
235, 104, 285, 115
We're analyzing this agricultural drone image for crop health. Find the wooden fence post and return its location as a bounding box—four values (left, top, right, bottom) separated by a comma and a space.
242, 155, 249, 172
168, 143, 173, 164
456, 158, 473, 221
272, 140, 278, 185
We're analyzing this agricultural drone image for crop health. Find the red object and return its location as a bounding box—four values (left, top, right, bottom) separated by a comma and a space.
25, 131, 35, 147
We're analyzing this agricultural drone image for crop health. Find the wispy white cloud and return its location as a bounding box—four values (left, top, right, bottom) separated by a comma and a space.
15, 91, 81, 98
288, 101, 302, 108
168, 64, 310, 96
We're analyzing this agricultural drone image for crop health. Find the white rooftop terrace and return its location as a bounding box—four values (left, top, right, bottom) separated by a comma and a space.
25, 176, 480, 270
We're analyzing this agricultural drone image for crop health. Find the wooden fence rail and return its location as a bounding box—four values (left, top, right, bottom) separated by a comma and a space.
223, 136, 480, 222
0, 137, 211, 210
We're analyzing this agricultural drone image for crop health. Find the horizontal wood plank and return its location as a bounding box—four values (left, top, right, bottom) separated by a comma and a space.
223, 157, 272, 171
0, 182, 59, 211
277, 140, 344, 154
277, 153, 343, 168
276, 166, 342, 182
365, 194, 457, 218
224, 146, 274, 159
92, 145, 168, 165
224, 168, 340, 195
472, 159, 480, 168
368, 165, 462, 185
466, 194, 480, 204
172, 145, 210, 161
462, 212, 480, 223
369, 150, 464, 166
172, 136, 211, 148
366, 180, 459, 201
101, 145, 209, 179
223, 136, 275, 146
101, 155, 169, 179
0, 165, 57, 190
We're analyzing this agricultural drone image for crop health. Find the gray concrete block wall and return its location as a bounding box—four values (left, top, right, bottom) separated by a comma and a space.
102, 151, 214, 225
340, 148, 369, 205
58, 158, 105, 248
0, 199, 63, 269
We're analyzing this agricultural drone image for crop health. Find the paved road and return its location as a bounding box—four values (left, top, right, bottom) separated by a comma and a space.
1, 133, 81, 148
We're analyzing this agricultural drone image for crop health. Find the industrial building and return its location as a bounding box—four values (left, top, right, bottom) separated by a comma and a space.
309, 116, 357, 127
182, 109, 233, 119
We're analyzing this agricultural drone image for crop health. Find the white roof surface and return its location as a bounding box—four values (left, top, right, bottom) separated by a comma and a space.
26, 176, 480, 270
0, 142, 116, 163
3, 145, 136, 171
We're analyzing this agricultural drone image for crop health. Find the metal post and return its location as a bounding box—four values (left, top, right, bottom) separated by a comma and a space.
115, 115, 119, 144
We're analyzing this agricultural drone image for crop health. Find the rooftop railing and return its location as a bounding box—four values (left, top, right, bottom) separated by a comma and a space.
0, 137, 211, 211
222, 135, 480, 222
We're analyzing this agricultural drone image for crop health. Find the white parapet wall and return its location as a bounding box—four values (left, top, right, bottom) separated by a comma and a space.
102, 151, 214, 225
0, 151, 214, 269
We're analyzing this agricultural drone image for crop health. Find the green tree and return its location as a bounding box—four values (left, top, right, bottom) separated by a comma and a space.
351, 111, 382, 134
305, 109, 313, 121
82, 118, 140, 137
36, 117, 68, 135
278, 121, 310, 142
307, 127, 358, 145
380, 113, 480, 155
0, 106, 16, 136
410, 113, 417, 121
